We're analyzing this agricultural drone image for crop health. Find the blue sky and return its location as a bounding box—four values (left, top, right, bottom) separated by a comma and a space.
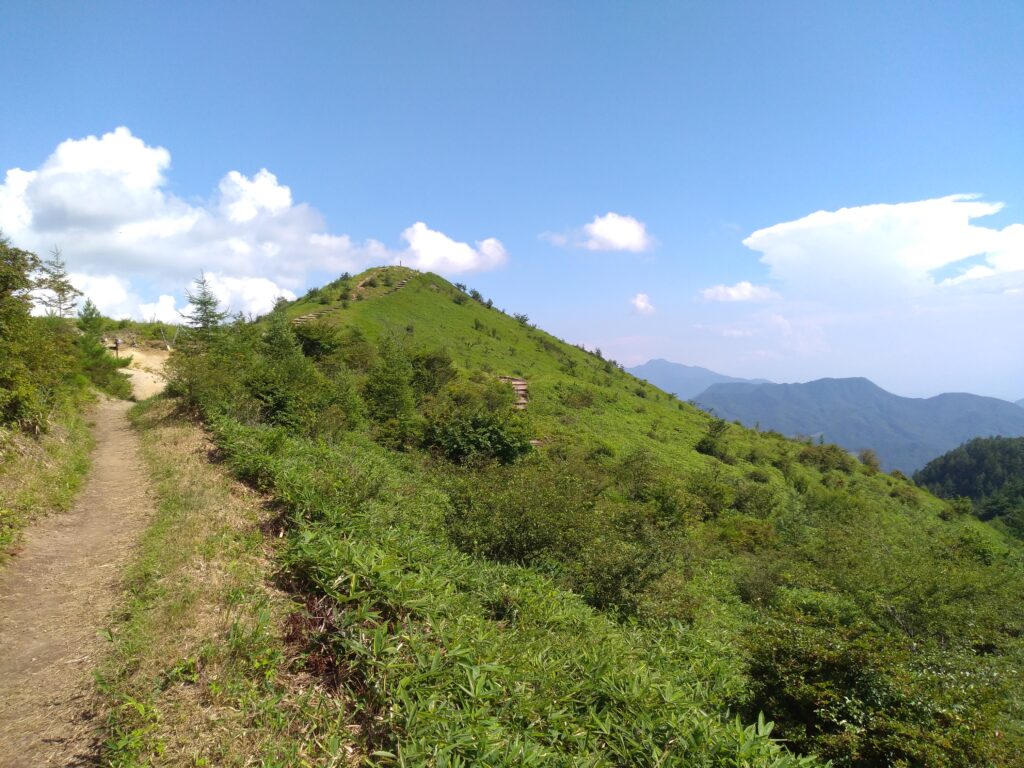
1, 1, 1022, 399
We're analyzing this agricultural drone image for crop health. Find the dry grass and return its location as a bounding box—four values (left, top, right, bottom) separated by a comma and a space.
99, 398, 359, 767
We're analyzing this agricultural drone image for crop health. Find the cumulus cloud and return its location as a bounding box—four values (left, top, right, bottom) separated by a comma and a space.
205, 274, 298, 317
70, 273, 131, 312
544, 212, 653, 253
712, 194, 1024, 396
631, 293, 655, 315
701, 281, 779, 302
744, 194, 1024, 298
137, 295, 180, 323
1, 127, 506, 318
400, 222, 507, 274
584, 213, 652, 252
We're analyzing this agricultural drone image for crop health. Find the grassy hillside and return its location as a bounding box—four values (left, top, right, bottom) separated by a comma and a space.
283, 268, 772, 471
159, 266, 1024, 766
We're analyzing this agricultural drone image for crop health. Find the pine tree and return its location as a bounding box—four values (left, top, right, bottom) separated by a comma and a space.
77, 298, 104, 336
181, 272, 228, 336
37, 246, 82, 318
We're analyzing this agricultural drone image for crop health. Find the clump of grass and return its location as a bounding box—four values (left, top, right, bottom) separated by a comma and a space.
98, 398, 358, 766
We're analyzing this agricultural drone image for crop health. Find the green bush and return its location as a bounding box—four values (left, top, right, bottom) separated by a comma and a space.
744, 600, 999, 767
410, 348, 457, 398
76, 300, 132, 399
799, 442, 857, 473
423, 408, 532, 464
1, 237, 80, 430
293, 320, 342, 360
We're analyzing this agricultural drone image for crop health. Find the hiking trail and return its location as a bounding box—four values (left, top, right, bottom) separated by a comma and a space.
499, 376, 529, 410
0, 368, 163, 765
292, 272, 411, 326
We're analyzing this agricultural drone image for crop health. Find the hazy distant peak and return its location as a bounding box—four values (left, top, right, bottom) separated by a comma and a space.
626, 359, 769, 400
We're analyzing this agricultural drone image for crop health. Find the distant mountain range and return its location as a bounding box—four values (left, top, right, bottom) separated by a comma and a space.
1017, 398, 1024, 408
694, 377, 1024, 473
626, 359, 769, 400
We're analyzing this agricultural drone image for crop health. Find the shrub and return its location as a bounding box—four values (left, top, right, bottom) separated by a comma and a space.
744, 606, 998, 767
558, 384, 595, 409
732, 479, 780, 518
409, 348, 457, 398
293, 320, 342, 360
857, 447, 882, 474
363, 338, 415, 424
799, 443, 857, 473
423, 408, 532, 464
76, 328, 132, 399
685, 468, 735, 520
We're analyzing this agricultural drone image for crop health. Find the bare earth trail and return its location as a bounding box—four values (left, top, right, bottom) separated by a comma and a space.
123, 346, 169, 400
0, 374, 163, 764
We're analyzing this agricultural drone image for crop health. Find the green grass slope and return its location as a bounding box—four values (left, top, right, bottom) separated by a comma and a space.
165, 266, 1024, 767
286, 267, 757, 470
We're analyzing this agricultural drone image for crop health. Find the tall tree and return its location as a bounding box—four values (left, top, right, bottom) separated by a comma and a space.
77, 298, 104, 336
1, 233, 76, 429
36, 246, 82, 318
181, 272, 228, 336
0, 233, 39, 328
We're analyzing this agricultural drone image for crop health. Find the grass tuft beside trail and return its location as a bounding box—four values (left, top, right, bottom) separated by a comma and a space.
99, 397, 361, 768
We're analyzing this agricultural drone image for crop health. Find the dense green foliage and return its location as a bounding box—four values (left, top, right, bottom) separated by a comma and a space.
916, 436, 1024, 539
166, 266, 1024, 766
1, 235, 73, 431
77, 299, 133, 399
0, 234, 133, 434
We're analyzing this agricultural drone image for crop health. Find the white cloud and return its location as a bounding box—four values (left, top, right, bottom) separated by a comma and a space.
584, 213, 652, 252
137, 295, 180, 323
204, 273, 297, 317
631, 292, 655, 315
0, 127, 505, 318
219, 169, 293, 223
544, 212, 653, 253
71, 273, 130, 311
701, 281, 779, 302
716, 195, 1024, 397
744, 194, 1024, 299
400, 222, 507, 274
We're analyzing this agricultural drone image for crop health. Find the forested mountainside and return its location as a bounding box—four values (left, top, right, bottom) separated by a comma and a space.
163, 266, 1024, 766
695, 377, 1024, 473
915, 436, 1024, 540
627, 358, 769, 400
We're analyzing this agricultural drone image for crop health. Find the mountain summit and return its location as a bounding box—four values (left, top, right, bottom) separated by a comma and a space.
627, 358, 769, 400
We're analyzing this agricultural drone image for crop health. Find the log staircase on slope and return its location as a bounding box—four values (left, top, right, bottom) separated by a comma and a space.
292, 275, 411, 326
499, 376, 529, 410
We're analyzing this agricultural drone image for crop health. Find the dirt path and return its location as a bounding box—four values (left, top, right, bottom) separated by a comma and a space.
0, 398, 155, 766
124, 347, 169, 400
